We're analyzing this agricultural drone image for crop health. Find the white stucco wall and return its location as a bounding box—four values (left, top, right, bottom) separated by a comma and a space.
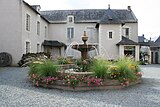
99, 24, 121, 60
48, 23, 99, 58
122, 23, 138, 42
48, 23, 98, 45
0, 0, 139, 64
0, 0, 49, 66
21, 3, 48, 54
0, 0, 23, 66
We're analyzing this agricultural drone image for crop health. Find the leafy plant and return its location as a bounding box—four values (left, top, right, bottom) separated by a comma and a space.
115, 57, 139, 82
29, 60, 60, 78
90, 58, 111, 79
108, 66, 121, 79
57, 57, 73, 64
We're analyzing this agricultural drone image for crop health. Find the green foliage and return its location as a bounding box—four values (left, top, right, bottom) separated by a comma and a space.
28, 57, 142, 88
29, 60, 60, 78
57, 57, 73, 64
107, 66, 121, 79
139, 61, 146, 65
90, 58, 111, 79
115, 57, 139, 81
73, 58, 95, 72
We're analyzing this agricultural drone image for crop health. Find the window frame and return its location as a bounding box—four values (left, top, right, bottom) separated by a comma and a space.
108, 31, 113, 39
26, 41, 30, 53
37, 21, 40, 35
37, 43, 40, 53
122, 27, 130, 38
26, 14, 30, 31
125, 28, 129, 38
69, 17, 73, 22
67, 27, 74, 39
107, 30, 114, 39
45, 26, 47, 37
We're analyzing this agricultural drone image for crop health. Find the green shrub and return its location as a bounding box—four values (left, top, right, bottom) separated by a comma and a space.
115, 57, 139, 81
28, 63, 42, 76
29, 60, 60, 78
90, 58, 111, 79
107, 66, 121, 79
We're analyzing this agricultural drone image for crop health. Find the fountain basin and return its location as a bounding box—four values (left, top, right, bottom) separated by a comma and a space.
72, 44, 95, 52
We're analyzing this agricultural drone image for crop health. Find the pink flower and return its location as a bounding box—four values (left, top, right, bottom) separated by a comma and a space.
137, 72, 142, 76
125, 81, 129, 85
91, 77, 95, 82
88, 82, 91, 86
32, 74, 36, 78
36, 81, 39, 87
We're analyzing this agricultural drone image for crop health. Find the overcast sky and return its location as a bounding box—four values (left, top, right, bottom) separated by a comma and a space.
25, 0, 160, 40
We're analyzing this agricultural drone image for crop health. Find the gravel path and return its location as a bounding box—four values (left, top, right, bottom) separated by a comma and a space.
0, 65, 160, 107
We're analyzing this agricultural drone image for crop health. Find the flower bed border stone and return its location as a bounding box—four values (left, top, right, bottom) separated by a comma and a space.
31, 71, 142, 91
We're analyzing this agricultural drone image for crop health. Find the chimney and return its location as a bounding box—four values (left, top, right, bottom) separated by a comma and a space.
108, 4, 110, 9
150, 37, 152, 41
142, 34, 144, 37
127, 6, 131, 11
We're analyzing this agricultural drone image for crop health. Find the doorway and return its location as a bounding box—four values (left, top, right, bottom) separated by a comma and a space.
155, 52, 159, 64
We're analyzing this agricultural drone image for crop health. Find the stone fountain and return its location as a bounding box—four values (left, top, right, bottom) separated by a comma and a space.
72, 31, 95, 60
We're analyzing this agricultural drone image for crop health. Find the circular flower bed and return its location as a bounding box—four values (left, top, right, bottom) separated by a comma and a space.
28, 57, 142, 91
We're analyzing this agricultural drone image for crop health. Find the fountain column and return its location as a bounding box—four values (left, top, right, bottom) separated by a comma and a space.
81, 31, 88, 60
72, 31, 95, 61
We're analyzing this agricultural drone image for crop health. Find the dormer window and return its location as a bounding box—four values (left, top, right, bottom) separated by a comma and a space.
68, 15, 74, 23
69, 17, 73, 22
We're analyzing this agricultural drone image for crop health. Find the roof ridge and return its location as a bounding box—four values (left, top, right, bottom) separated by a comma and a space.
41, 9, 107, 12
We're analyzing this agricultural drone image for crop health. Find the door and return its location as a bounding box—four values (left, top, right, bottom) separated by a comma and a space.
151, 52, 153, 64
155, 52, 159, 64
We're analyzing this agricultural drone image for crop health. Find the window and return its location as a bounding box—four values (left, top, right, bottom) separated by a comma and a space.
41, 45, 44, 52
26, 42, 30, 53
124, 46, 135, 57
26, 14, 30, 31
109, 32, 113, 39
37, 44, 40, 53
87, 27, 94, 37
45, 26, 47, 37
68, 16, 74, 22
125, 28, 129, 38
69, 17, 73, 22
87, 27, 95, 43
122, 28, 129, 38
37, 21, 40, 35
67, 27, 74, 39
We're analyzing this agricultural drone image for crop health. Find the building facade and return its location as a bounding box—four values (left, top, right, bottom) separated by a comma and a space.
0, 0, 139, 66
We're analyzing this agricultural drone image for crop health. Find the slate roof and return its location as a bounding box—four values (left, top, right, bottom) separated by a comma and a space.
138, 36, 146, 42
138, 42, 150, 46
150, 36, 160, 47
117, 36, 139, 45
42, 40, 66, 47
155, 36, 160, 44
41, 8, 138, 24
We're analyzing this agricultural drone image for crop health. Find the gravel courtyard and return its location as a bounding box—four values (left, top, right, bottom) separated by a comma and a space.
0, 65, 160, 107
